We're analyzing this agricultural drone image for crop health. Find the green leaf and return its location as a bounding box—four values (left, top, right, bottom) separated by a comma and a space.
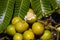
31, 0, 52, 19
50, 0, 60, 14
50, 0, 60, 9
13, 0, 30, 19
0, 0, 15, 33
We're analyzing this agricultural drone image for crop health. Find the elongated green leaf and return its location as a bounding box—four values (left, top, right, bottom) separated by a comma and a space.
0, 0, 15, 33
50, 0, 60, 9
50, 0, 60, 14
13, 0, 30, 19
31, 0, 52, 19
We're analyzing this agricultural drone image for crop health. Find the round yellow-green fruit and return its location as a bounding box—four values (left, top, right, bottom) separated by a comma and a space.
12, 17, 22, 24
6, 25, 16, 36
13, 33, 23, 40
32, 22, 44, 35
25, 8, 37, 23
40, 30, 52, 40
23, 29, 35, 40
15, 21, 29, 33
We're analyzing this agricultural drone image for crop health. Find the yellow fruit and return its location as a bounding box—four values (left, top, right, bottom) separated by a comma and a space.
57, 27, 60, 32
40, 30, 52, 40
15, 21, 29, 33
13, 33, 23, 40
23, 30, 35, 40
32, 22, 44, 35
24, 8, 37, 23
28, 8, 34, 14
12, 17, 22, 24
6, 25, 16, 36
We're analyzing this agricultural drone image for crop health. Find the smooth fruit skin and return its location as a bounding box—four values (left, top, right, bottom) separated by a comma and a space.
12, 17, 22, 24
15, 21, 29, 33
40, 30, 52, 40
32, 22, 44, 35
6, 25, 16, 36
13, 33, 23, 40
23, 30, 35, 40
28, 8, 34, 14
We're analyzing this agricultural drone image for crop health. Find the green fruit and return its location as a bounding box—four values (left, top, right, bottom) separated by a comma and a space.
32, 22, 44, 35
12, 17, 22, 24
13, 33, 23, 40
6, 25, 16, 36
24, 8, 37, 23
40, 30, 52, 40
15, 21, 29, 33
23, 29, 35, 40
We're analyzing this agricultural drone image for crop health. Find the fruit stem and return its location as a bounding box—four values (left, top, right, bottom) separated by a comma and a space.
48, 24, 57, 30
55, 24, 60, 28
57, 31, 59, 40
38, 20, 57, 30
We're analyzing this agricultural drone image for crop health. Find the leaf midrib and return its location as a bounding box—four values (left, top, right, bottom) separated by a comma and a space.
0, 0, 10, 25
40, 0, 45, 13
18, 0, 23, 16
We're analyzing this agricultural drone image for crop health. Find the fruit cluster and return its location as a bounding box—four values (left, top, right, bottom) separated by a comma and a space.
5, 8, 54, 40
